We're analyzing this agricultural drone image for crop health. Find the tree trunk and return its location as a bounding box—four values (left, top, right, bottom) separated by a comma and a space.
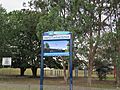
20, 68, 26, 76
88, 52, 94, 86
117, 69, 120, 87
67, 60, 70, 79
117, 44, 120, 87
88, 30, 94, 86
31, 66, 37, 78
63, 60, 67, 83
116, 62, 120, 87
116, 2, 120, 86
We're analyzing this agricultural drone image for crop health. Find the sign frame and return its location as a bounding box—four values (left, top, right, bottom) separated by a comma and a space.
40, 31, 73, 90
2, 57, 12, 66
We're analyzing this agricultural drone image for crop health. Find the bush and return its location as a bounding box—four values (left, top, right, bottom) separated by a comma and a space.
96, 66, 111, 80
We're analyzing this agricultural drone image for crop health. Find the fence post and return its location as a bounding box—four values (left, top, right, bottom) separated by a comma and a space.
28, 84, 30, 90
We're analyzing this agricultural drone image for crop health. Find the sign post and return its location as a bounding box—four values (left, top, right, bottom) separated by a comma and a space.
69, 33, 73, 90
40, 31, 73, 90
40, 36, 44, 90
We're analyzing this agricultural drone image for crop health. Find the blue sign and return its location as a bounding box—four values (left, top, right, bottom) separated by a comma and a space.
43, 31, 71, 56
40, 31, 73, 90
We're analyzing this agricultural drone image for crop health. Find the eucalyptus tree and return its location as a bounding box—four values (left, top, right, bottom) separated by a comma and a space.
71, 0, 120, 85
27, 0, 120, 85
27, 0, 95, 82
113, 0, 120, 86
93, 0, 120, 85
103, 0, 120, 86
27, 0, 73, 82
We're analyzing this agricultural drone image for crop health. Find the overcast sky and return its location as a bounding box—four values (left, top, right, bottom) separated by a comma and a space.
0, 0, 30, 12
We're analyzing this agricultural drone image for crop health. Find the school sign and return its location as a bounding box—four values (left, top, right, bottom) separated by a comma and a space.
40, 31, 73, 90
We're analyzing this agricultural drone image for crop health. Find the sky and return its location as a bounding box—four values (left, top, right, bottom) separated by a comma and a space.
44, 41, 69, 50
0, 0, 30, 12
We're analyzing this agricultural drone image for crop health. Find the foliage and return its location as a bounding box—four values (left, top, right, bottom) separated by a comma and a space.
0, 5, 9, 65
0, 0, 119, 83
6, 10, 40, 69
95, 59, 113, 80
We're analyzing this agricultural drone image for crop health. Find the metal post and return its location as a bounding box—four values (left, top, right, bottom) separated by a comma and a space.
40, 38, 44, 90
84, 66, 87, 78
75, 67, 78, 78
69, 33, 73, 90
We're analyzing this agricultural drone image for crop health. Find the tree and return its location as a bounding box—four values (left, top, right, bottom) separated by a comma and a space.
26, 0, 119, 84
6, 9, 41, 77
72, 0, 119, 85
0, 5, 11, 66
95, 0, 120, 86
27, 0, 95, 83
95, 58, 113, 80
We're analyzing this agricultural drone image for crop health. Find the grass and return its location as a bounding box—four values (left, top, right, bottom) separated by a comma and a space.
0, 68, 117, 90
0, 84, 39, 90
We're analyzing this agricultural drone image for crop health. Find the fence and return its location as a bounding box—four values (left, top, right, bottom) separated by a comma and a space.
0, 68, 86, 77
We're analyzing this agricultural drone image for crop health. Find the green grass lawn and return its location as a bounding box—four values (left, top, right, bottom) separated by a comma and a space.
0, 68, 116, 90
0, 68, 115, 79
0, 68, 115, 83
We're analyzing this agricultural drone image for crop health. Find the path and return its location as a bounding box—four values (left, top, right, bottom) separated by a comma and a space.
0, 83, 119, 90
